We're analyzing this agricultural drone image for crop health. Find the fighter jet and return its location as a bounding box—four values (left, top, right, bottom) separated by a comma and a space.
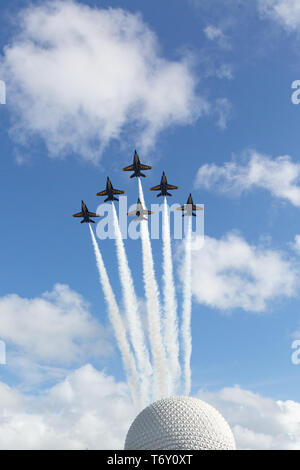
127, 198, 154, 221
72, 200, 100, 224
177, 193, 203, 217
96, 177, 125, 202
122, 150, 152, 178
150, 171, 178, 197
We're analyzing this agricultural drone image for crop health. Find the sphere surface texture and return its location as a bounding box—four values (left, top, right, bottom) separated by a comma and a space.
124, 396, 236, 450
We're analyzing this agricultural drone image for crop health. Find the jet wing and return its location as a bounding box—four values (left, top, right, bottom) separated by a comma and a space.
127, 210, 137, 216
88, 212, 100, 217
140, 164, 152, 170
72, 212, 84, 217
167, 184, 178, 190
113, 189, 125, 195
96, 190, 108, 196
176, 206, 185, 211
122, 165, 134, 171
194, 206, 204, 211
150, 185, 161, 191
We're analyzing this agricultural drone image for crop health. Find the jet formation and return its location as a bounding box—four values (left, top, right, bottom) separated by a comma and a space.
72, 150, 202, 223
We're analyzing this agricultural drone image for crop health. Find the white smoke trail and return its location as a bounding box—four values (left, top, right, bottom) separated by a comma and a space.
162, 197, 181, 394
88, 224, 140, 408
111, 203, 152, 407
182, 216, 193, 396
138, 178, 169, 399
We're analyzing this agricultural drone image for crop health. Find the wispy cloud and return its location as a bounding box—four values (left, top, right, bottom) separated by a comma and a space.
258, 0, 300, 31
290, 234, 300, 255
215, 63, 234, 80
0, 1, 208, 162
204, 25, 231, 49
195, 151, 300, 206
215, 97, 233, 130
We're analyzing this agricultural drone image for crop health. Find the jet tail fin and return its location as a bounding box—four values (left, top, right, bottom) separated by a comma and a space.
130, 173, 136, 179
192, 212, 197, 217
113, 196, 119, 202
156, 192, 162, 197
140, 173, 146, 178
166, 192, 173, 197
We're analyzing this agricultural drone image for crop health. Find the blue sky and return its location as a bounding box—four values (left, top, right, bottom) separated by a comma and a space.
1, 0, 300, 449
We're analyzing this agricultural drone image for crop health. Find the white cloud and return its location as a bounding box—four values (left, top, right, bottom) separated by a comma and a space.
203, 25, 230, 49
195, 151, 300, 206
0, 1, 208, 162
198, 385, 300, 450
196, 53, 234, 81
186, 232, 297, 312
259, 0, 300, 31
290, 234, 300, 255
215, 97, 233, 130
215, 64, 234, 80
204, 25, 223, 40
0, 365, 134, 449
0, 284, 111, 366
1, 368, 300, 449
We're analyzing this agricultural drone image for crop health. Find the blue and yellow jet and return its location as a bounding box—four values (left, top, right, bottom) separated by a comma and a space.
72, 201, 100, 224
96, 177, 125, 202
122, 150, 152, 178
150, 171, 178, 197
